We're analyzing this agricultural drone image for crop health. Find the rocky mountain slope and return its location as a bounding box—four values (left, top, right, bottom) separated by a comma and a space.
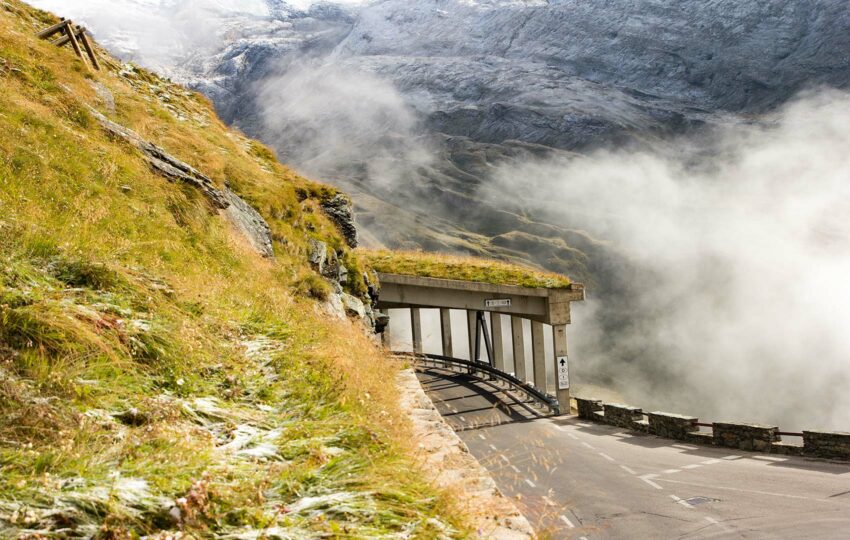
35, 0, 850, 283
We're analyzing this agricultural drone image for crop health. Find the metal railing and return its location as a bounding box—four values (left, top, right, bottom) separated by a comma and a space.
395, 351, 561, 415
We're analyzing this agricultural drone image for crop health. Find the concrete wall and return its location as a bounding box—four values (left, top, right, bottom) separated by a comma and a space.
574, 398, 850, 461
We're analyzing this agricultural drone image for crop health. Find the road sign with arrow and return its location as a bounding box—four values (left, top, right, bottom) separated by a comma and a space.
557, 356, 570, 390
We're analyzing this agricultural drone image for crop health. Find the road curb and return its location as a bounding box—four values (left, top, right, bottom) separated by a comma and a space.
397, 368, 536, 539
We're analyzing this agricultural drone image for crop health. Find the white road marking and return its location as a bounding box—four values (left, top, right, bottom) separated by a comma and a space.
663, 469, 682, 474
753, 455, 786, 462
478, 434, 486, 440
701, 459, 722, 465
722, 455, 743, 460
682, 464, 702, 470
672, 444, 699, 450
489, 444, 498, 452
525, 479, 536, 488
543, 496, 557, 507
510, 465, 521, 473
620, 465, 637, 475
576, 423, 591, 427
661, 478, 832, 503
560, 515, 575, 528
581, 442, 595, 450
553, 425, 568, 432
500, 454, 510, 464
568, 433, 579, 440
670, 495, 694, 509
639, 474, 664, 490
706, 517, 720, 524
459, 416, 466, 422
599, 452, 616, 462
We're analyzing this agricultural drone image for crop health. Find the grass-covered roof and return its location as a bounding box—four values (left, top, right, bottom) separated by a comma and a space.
362, 250, 573, 290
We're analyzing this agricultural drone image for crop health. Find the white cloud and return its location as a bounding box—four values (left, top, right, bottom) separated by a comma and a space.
490, 90, 850, 431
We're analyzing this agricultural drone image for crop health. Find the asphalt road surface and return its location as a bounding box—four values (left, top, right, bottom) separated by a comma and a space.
416, 367, 850, 539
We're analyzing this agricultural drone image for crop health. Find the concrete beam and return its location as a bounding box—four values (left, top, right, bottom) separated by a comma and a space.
439, 308, 453, 357
531, 321, 546, 391
491, 313, 505, 372
410, 308, 423, 354
380, 283, 548, 321
511, 316, 526, 382
376, 273, 584, 326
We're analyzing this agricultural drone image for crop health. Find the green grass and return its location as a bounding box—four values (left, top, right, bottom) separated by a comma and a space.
0, 1, 468, 537
362, 249, 573, 289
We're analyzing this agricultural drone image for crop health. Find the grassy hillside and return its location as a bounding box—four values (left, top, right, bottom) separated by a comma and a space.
0, 1, 465, 537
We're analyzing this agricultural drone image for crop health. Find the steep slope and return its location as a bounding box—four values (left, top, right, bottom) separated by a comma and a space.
0, 2, 468, 537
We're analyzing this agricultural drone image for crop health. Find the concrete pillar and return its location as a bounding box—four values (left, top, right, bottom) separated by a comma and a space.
467, 310, 479, 362
410, 308, 423, 355
531, 321, 547, 391
491, 313, 505, 372
553, 324, 571, 415
511, 316, 526, 381
440, 308, 453, 357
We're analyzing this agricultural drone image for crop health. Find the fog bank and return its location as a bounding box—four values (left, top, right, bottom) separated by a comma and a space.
490, 90, 850, 431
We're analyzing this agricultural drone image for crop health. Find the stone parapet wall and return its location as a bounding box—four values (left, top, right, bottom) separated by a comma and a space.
713, 422, 779, 452
648, 412, 698, 440
603, 403, 644, 429
574, 397, 850, 461
576, 398, 603, 420
804, 431, 850, 459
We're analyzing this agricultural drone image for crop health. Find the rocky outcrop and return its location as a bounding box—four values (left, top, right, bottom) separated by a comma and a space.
320, 194, 358, 248
90, 108, 274, 258
90, 108, 229, 209
307, 239, 380, 330
222, 189, 274, 258
307, 239, 347, 285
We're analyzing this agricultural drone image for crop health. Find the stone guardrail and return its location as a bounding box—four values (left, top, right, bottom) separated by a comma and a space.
575, 398, 850, 461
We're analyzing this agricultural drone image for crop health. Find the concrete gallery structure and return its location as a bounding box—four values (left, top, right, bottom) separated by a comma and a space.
375, 272, 585, 412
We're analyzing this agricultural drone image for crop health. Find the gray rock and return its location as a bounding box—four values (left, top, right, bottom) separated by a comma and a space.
340, 293, 366, 319
373, 310, 390, 334
89, 81, 116, 114
223, 189, 274, 258
320, 194, 359, 248
307, 239, 328, 275
89, 108, 230, 209
336, 263, 348, 286
89, 108, 274, 258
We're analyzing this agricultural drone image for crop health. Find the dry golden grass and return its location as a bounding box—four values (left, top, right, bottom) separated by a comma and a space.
0, 1, 470, 536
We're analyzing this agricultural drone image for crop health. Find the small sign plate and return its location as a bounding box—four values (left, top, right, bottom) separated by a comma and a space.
557, 356, 570, 390
485, 298, 512, 308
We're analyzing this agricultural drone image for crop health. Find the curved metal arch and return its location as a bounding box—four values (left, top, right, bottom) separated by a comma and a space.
398, 352, 561, 415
